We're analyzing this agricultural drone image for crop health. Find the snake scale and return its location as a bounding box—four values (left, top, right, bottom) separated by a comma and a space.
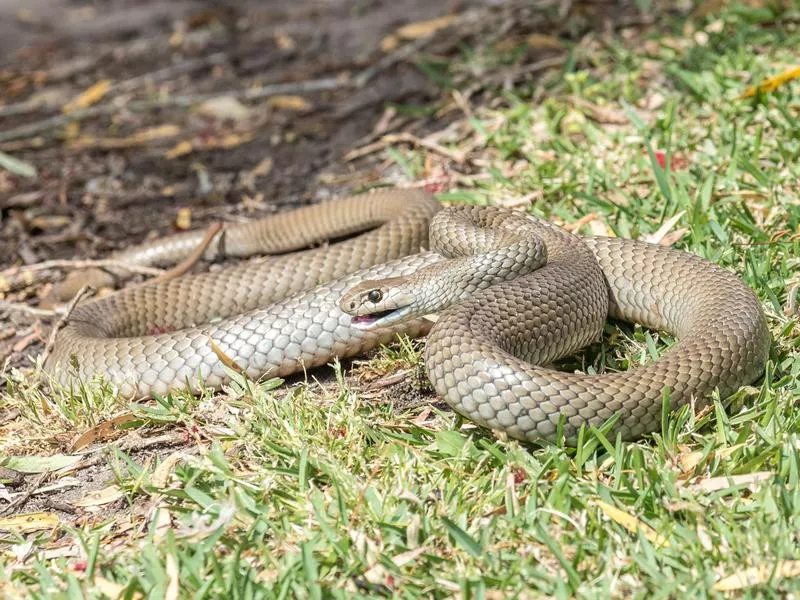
44, 190, 770, 441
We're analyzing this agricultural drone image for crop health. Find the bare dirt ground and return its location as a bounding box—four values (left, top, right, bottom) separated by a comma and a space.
0, 0, 659, 516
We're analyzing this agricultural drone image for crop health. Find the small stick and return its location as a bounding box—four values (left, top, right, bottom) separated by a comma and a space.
151, 223, 223, 284
40, 285, 94, 366
0, 301, 62, 319
0, 259, 164, 279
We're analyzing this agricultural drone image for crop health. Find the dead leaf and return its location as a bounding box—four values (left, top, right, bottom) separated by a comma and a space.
0, 512, 59, 533
69, 412, 139, 452
94, 576, 142, 600
165, 553, 180, 600
73, 485, 124, 507
63, 80, 110, 113
0, 151, 37, 178
68, 124, 180, 150
175, 208, 192, 231
562, 212, 600, 233
274, 31, 296, 51
741, 66, 800, 98
596, 500, 669, 548
713, 561, 800, 591
396, 15, 457, 40
644, 211, 686, 245
194, 96, 251, 123
380, 14, 458, 51
250, 157, 273, 178
267, 95, 312, 111
165, 140, 194, 159
2, 453, 81, 473
686, 471, 773, 492
151, 451, 190, 488
526, 33, 564, 50
208, 338, 245, 374
151, 505, 173, 542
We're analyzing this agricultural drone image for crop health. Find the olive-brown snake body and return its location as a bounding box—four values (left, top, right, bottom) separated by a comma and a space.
44, 190, 770, 441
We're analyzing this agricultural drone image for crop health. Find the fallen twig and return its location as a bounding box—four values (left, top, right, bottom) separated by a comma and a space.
346, 131, 467, 163
40, 285, 94, 366
0, 259, 164, 279
151, 223, 223, 284
0, 301, 62, 319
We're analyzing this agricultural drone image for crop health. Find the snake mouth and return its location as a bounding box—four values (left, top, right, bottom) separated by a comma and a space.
351, 309, 399, 329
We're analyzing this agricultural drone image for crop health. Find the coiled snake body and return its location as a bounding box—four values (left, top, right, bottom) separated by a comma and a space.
44, 190, 769, 441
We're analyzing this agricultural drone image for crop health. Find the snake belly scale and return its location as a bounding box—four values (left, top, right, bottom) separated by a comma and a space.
44, 190, 770, 442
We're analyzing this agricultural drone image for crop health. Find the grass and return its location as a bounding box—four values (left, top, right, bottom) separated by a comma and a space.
2, 2, 800, 598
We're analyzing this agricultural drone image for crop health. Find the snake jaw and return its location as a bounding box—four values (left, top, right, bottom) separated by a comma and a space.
350, 309, 402, 329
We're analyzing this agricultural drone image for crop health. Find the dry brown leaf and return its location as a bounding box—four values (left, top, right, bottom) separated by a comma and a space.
195, 96, 251, 123
196, 132, 255, 150
741, 66, 800, 98
562, 212, 600, 233
68, 124, 180, 150
250, 157, 274, 178
28, 215, 72, 230
687, 471, 773, 492
94, 576, 142, 600
208, 338, 245, 374
644, 211, 686, 245
713, 561, 800, 591
274, 31, 296, 51
589, 219, 613, 237
380, 35, 400, 52
152, 505, 174, 542
0, 512, 59, 533
267, 95, 313, 111
526, 33, 565, 50
69, 412, 138, 452
596, 500, 669, 548
63, 80, 110, 113
165, 140, 194, 159
396, 15, 458, 40
73, 485, 124, 507
175, 208, 192, 231
165, 553, 180, 600
152, 451, 190, 489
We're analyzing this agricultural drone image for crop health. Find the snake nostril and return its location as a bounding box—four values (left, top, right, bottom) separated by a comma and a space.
350, 301, 356, 309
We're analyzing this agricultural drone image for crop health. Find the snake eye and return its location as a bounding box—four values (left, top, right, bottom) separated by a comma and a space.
367, 289, 383, 303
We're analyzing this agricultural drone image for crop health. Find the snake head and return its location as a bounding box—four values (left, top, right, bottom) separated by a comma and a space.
340, 277, 414, 329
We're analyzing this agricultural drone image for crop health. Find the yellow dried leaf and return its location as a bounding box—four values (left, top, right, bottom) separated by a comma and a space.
380, 35, 399, 52
0, 512, 59, 533
250, 157, 273, 178
678, 449, 705, 473
152, 452, 190, 489
73, 485, 124, 507
175, 207, 192, 230
526, 33, 564, 50
741, 65, 800, 98
166, 553, 180, 600
689, 471, 773, 492
69, 412, 138, 451
69, 124, 180, 150
166, 140, 194, 159
596, 501, 669, 548
274, 31, 296, 51
396, 15, 457, 40
267, 95, 312, 111
644, 211, 686, 245
713, 561, 800, 591
94, 576, 142, 600
63, 80, 110, 113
